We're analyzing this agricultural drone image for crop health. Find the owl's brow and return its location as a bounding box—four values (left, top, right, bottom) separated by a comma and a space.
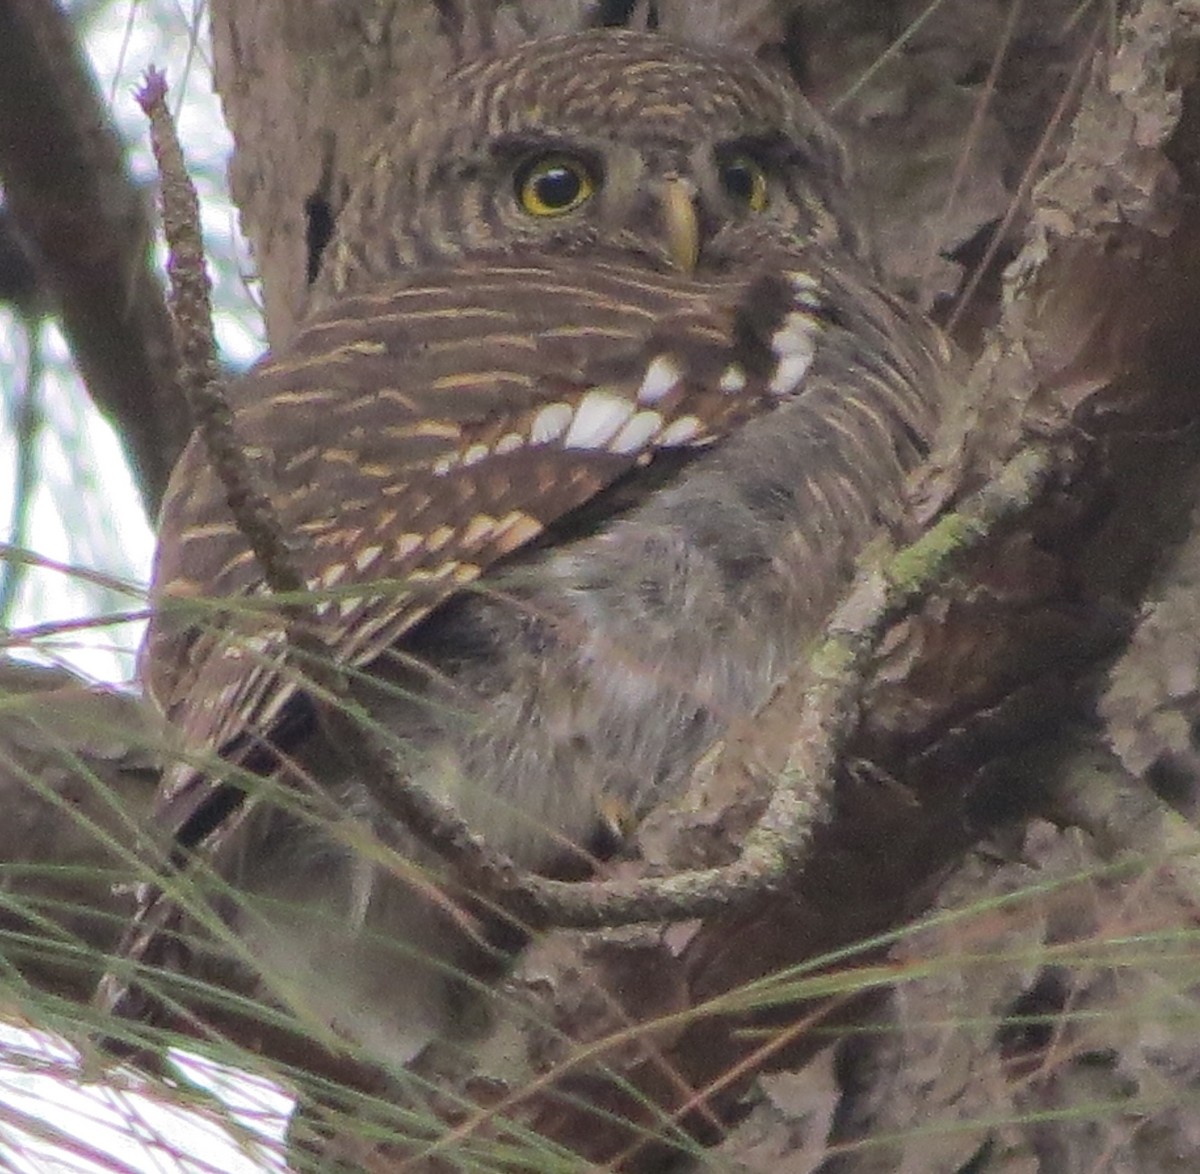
716, 131, 800, 163
486, 132, 605, 166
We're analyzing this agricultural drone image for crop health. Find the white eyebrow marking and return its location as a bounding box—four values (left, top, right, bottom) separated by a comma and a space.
718, 364, 747, 393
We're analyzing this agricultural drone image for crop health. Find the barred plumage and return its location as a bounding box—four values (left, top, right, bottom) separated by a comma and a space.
317, 32, 859, 301
149, 261, 828, 806
101, 29, 949, 1069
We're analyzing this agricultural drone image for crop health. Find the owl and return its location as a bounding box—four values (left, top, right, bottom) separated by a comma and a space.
101, 30, 948, 1069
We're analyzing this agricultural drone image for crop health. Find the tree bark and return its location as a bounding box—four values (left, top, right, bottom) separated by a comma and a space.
0, 0, 187, 513
5, 1, 1200, 1170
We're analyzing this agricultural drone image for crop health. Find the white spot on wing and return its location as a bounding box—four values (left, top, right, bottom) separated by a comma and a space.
564, 389, 634, 449
407, 562, 457, 584
320, 563, 348, 589
494, 432, 525, 455
396, 533, 423, 558
718, 364, 747, 393
769, 312, 818, 395
337, 594, 365, 618
425, 525, 455, 552
354, 544, 384, 572
788, 272, 824, 312
493, 510, 542, 550
530, 402, 573, 444
460, 514, 496, 546
658, 415, 704, 446
610, 409, 663, 455
637, 355, 683, 405
462, 443, 489, 467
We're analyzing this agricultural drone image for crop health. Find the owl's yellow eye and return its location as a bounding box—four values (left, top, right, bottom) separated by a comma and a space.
719, 155, 769, 212
516, 154, 596, 216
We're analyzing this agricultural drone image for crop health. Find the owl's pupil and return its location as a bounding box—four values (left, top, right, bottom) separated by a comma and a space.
722, 163, 755, 202
536, 166, 582, 208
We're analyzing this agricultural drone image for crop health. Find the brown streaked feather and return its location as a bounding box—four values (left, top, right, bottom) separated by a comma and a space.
144, 254, 829, 839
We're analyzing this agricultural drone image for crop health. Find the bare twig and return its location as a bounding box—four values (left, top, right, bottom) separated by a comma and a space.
135, 68, 521, 896
136, 69, 305, 601
450, 443, 1065, 930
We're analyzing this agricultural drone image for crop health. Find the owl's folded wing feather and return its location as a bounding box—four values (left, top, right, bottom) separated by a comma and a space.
141, 255, 831, 850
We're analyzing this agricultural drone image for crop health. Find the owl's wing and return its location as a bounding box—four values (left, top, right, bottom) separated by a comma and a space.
144, 257, 830, 848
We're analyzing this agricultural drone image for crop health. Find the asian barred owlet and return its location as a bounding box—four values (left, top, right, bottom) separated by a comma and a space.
100, 30, 951, 1067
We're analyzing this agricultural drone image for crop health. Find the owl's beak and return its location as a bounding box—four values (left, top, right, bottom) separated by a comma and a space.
660, 176, 699, 275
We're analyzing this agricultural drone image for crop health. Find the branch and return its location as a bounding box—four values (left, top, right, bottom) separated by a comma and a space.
0, 0, 187, 514
358, 444, 1066, 931
0, 321, 44, 624
0, 660, 162, 1006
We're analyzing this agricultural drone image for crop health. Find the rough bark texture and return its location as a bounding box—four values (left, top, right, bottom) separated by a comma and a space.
4, 0, 1200, 1171
203, 1, 1200, 1168
0, 0, 187, 513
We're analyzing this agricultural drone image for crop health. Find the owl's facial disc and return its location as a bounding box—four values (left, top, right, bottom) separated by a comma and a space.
313, 32, 861, 299
503, 138, 778, 275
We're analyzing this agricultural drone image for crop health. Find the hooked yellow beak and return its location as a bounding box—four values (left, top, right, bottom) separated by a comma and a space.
661, 177, 699, 275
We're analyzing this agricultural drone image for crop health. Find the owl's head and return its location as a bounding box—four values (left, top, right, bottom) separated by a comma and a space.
318, 31, 857, 297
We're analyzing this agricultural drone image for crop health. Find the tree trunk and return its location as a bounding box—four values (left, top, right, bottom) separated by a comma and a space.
5, 0, 1200, 1170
